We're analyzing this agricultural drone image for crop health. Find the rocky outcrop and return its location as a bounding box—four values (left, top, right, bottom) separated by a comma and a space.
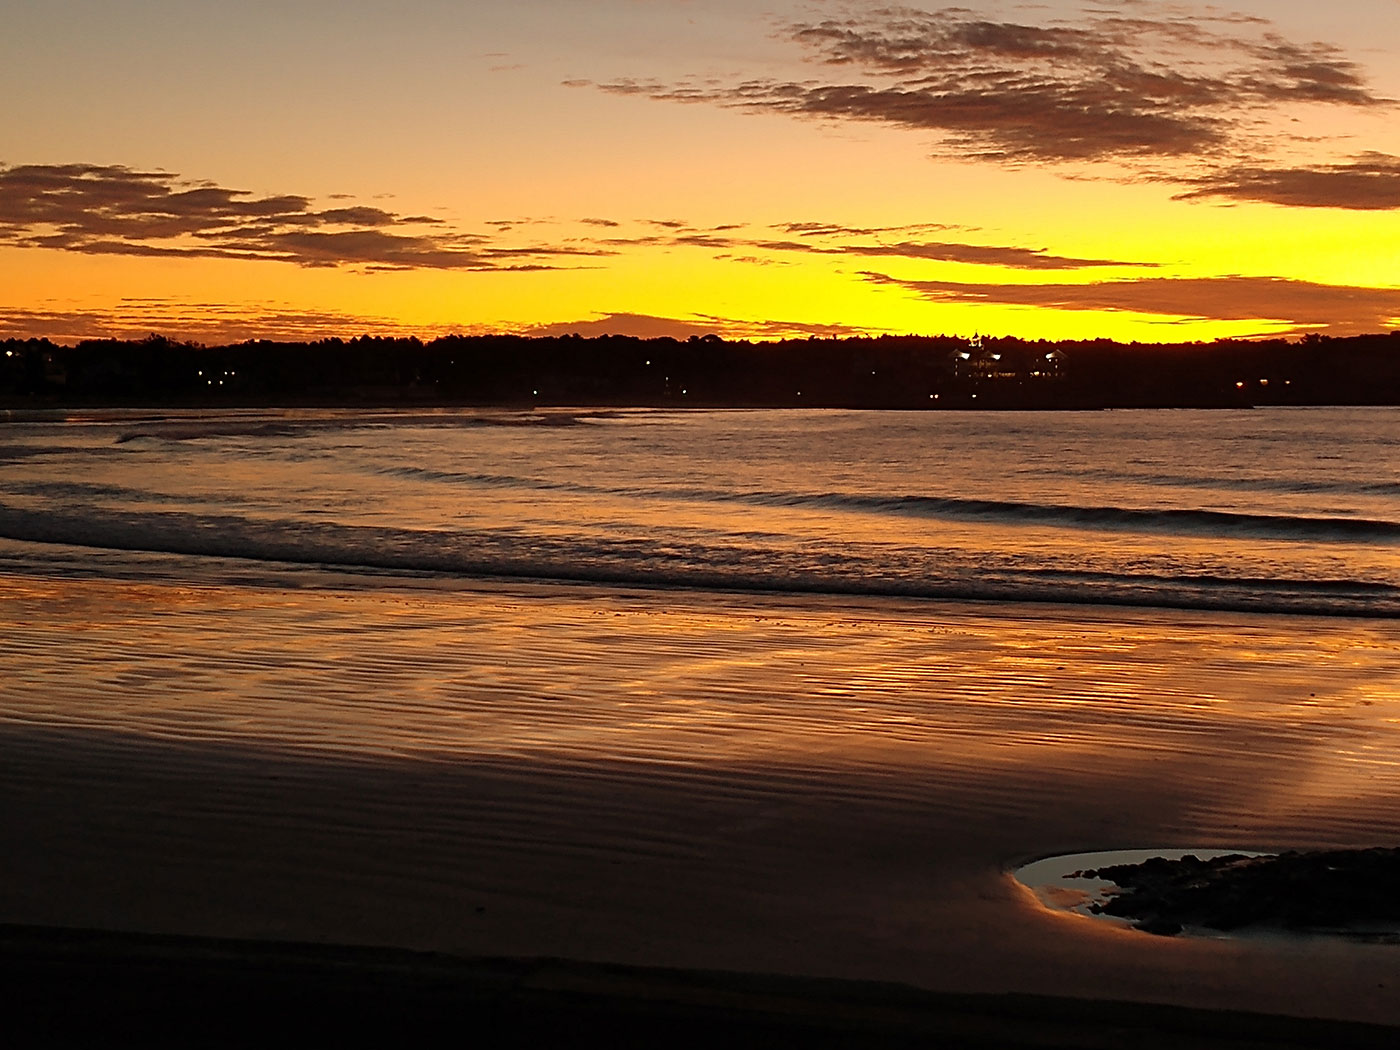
1076, 848, 1400, 937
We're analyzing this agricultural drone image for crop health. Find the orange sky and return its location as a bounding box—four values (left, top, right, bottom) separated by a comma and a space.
2, 1, 1398, 344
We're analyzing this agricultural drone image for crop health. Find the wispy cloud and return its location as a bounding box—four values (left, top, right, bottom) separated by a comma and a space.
0, 164, 607, 271
584, 218, 1153, 271
863, 271, 1400, 336
1172, 153, 1400, 210
577, 6, 1392, 195
771, 221, 954, 238
751, 238, 1154, 271
0, 159, 1158, 284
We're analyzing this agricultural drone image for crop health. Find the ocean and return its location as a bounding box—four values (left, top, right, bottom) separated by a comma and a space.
2, 405, 1398, 615
4, 405, 1400, 1017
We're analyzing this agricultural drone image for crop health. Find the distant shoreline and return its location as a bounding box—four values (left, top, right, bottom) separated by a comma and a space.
5, 331, 1399, 410
2, 397, 1257, 411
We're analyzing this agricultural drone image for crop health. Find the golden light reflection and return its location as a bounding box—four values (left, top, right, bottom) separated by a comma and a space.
4, 574, 1399, 850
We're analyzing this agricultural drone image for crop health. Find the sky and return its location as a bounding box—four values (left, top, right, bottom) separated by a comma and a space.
2, 0, 1398, 344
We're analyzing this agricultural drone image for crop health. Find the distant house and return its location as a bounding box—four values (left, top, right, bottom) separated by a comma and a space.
1036, 349, 1067, 379
949, 337, 1067, 382
948, 334, 981, 379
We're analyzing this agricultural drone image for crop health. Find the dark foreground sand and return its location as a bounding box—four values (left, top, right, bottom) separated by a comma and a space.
5, 923, 1398, 1049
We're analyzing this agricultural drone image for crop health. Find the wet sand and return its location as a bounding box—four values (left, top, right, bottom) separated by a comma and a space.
4, 573, 1400, 1034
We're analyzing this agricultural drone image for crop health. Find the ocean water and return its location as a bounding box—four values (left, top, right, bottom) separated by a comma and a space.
2, 405, 1398, 616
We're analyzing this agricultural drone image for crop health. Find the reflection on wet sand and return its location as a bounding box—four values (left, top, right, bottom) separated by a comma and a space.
3, 574, 1400, 1023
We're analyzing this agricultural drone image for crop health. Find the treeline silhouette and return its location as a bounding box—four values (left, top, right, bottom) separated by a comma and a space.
3, 331, 1400, 409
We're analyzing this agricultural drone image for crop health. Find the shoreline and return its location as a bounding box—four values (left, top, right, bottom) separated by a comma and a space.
2, 535, 1395, 622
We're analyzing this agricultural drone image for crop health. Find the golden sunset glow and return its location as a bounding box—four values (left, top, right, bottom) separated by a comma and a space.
3, 1, 1399, 343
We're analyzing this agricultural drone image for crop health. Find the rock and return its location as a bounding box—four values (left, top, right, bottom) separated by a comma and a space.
1084, 847, 1400, 937
1135, 916, 1184, 937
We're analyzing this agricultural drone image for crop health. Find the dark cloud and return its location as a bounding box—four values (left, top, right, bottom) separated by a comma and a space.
863, 272, 1400, 336
584, 8, 1389, 169
715, 254, 789, 267
672, 233, 743, 249
771, 221, 956, 237
699, 314, 883, 339
307, 206, 399, 227
0, 158, 1204, 286
754, 238, 1154, 270
1244, 37, 1377, 105
521, 311, 726, 339
1173, 154, 1400, 210
579, 221, 1152, 271
519, 310, 876, 341
595, 234, 668, 248
0, 163, 599, 271
0, 300, 427, 344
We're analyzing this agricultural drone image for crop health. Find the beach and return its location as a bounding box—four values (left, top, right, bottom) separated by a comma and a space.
4, 406, 1400, 1039
5, 569, 1400, 1035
